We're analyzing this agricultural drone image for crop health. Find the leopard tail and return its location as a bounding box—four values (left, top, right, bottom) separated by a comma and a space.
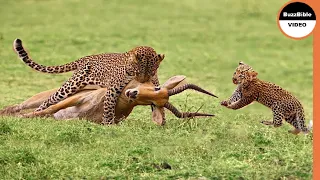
13, 39, 78, 73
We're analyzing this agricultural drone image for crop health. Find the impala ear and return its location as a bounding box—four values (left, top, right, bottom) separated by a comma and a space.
152, 107, 165, 126
161, 75, 186, 90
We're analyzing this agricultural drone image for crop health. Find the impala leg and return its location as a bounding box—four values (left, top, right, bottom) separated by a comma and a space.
21, 92, 87, 118
0, 88, 59, 116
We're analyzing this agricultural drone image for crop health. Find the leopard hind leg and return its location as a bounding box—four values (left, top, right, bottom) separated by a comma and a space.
286, 110, 309, 135
35, 63, 91, 112
284, 113, 301, 135
261, 106, 284, 128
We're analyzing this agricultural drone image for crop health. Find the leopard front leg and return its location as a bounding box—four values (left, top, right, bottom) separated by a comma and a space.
225, 95, 255, 110
260, 120, 274, 126
101, 76, 134, 125
272, 107, 285, 128
261, 106, 284, 128
101, 88, 118, 125
221, 85, 242, 107
35, 63, 91, 112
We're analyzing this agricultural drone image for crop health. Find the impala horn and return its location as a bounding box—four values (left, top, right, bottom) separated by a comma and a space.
167, 84, 218, 98
164, 102, 214, 118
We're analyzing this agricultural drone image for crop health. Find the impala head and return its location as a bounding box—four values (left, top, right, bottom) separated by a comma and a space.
125, 75, 186, 107
232, 61, 258, 85
125, 75, 218, 119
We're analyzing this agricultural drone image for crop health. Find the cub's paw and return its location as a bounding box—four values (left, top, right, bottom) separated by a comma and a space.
220, 100, 229, 107
288, 128, 301, 135
260, 120, 274, 126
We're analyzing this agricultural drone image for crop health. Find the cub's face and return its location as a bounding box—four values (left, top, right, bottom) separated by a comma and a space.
232, 61, 258, 85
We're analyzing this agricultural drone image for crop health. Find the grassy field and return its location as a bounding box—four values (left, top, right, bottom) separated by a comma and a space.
0, 0, 313, 179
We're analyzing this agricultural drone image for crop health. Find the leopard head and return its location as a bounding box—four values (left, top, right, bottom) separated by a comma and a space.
128, 46, 164, 83
232, 61, 258, 85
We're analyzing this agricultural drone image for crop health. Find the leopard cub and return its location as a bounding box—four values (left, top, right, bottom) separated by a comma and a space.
221, 61, 311, 135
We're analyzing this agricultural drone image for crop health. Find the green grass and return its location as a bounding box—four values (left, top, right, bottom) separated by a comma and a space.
0, 0, 313, 179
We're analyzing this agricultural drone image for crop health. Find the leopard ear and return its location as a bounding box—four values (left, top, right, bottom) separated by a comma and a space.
239, 61, 245, 65
158, 54, 165, 61
249, 71, 258, 80
130, 52, 139, 63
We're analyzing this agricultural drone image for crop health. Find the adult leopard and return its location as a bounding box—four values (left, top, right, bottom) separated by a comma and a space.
13, 39, 164, 125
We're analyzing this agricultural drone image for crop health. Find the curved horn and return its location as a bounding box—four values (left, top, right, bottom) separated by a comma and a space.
164, 102, 214, 118
167, 84, 218, 98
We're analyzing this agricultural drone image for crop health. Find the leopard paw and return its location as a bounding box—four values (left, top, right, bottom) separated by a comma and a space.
260, 120, 274, 126
220, 100, 228, 107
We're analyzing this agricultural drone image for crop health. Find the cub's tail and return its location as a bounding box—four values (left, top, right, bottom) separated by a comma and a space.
302, 119, 313, 135
13, 38, 78, 73
307, 119, 313, 131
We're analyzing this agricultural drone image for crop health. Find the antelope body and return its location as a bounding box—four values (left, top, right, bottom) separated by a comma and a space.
0, 75, 217, 125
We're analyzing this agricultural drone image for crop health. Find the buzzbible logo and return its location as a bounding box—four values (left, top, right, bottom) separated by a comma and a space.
278, 1, 316, 39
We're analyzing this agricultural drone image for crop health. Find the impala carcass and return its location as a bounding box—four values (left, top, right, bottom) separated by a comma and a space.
0, 75, 217, 125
